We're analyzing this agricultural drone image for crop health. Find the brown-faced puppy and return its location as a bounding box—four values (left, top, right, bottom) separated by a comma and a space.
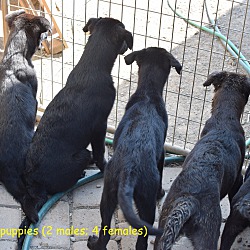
220, 164, 250, 250
0, 10, 50, 219
21, 17, 133, 223
154, 72, 250, 250
87, 47, 182, 250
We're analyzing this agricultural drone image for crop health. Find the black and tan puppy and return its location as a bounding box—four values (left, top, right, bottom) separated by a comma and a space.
154, 72, 250, 250
220, 164, 250, 250
87, 47, 182, 250
0, 10, 50, 218
22, 17, 133, 223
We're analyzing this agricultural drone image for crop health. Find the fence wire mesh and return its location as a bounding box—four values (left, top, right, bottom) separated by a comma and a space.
4, 0, 250, 153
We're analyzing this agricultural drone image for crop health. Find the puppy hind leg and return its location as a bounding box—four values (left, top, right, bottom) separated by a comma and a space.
87, 182, 118, 250
17, 217, 32, 250
18, 189, 47, 248
220, 211, 248, 250
134, 193, 157, 250
156, 150, 165, 200
20, 194, 39, 224
191, 225, 220, 250
40, 150, 91, 194
72, 149, 91, 178
228, 173, 243, 203
190, 206, 221, 250
90, 123, 107, 172
1, 175, 39, 223
23, 184, 48, 223
2, 173, 27, 203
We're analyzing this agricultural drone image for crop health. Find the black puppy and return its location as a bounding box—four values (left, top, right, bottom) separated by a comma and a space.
154, 72, 250, 250
220, 164, 250, 250
87, 47, 182, 250
0, 10, 50, 218
22, 17, 133, 223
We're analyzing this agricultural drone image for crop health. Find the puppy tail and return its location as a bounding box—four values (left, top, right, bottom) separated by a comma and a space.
118, 180, 163, 236
158, 196, 198, 250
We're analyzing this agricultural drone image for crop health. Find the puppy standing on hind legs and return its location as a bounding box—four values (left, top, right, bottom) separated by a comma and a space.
87, 47, 182, 250
18, 17, 133, 250
0, 10, 51, 221
154, 72, 250, 250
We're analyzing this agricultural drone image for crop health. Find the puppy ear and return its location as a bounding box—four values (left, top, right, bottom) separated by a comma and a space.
124, 51, 140, 65
36, 16, 52, 34
169, 55, 182, 75
83, 17, 102, 33
203, 71, 228, 89
122, 29, 133, 50
5, 9, 26, 29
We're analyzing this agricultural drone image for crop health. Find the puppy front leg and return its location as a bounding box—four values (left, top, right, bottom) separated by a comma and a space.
91, 123, 107, 172
87, 182, 117, 249
156, 150, 165, 200
134, 194, 157, 250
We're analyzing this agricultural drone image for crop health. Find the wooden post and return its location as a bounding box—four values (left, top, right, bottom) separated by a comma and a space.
19, 0, 37, 14
1, 0, 68, 54
39, 0, 68, 50
2, 0, 9, 47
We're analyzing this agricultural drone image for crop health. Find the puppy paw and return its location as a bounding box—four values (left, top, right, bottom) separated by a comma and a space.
87, 235, 106, 250
28, 212, 39, 224
87, 235, 97, 249
157, 188, 165, 200
89, 153, 107, 172
17, 235, 25, 250
81, 170, 86, 178
96, 159, 107, 172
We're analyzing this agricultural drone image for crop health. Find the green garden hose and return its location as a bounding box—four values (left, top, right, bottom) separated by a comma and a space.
167, 0, 250, 75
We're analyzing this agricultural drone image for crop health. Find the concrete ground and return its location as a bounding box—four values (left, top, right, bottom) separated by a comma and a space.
0, 159, 250, 250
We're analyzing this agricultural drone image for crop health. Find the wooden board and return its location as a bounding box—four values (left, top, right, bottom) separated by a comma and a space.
1, 0, 68, 54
